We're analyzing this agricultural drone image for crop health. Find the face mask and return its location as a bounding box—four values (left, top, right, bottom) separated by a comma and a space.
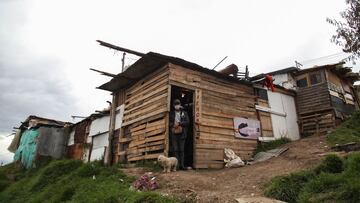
174, 105, 181, 110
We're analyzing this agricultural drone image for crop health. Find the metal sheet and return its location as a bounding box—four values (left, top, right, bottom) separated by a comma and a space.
89, 115, 110, 137
268, 91, 300, 140
37, 127, 68, 159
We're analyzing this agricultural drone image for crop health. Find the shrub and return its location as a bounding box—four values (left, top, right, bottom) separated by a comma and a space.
315, 154, 344, 174
263, 170, 315, 203
298, 173, 344, 203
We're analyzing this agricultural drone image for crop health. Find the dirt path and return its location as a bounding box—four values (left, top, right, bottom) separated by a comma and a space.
122, 136, 330, 203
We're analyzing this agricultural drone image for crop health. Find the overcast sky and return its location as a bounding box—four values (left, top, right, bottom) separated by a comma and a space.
0, 0, 359, 164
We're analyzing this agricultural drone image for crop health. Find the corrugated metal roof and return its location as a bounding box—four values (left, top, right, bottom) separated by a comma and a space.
98, 52, 252, 92
20, 115, 72, 129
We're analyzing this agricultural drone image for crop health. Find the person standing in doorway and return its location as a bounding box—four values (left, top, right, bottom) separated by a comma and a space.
170, 99, 189, 170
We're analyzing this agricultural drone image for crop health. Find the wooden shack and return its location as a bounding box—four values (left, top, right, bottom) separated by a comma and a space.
260, 62, 360, 136
294, 62, 359, 135
67, 110, 111, 162
98, 52, 258, 169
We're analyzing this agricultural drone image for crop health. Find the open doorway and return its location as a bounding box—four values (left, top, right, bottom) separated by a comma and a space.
169, 85, 194, 168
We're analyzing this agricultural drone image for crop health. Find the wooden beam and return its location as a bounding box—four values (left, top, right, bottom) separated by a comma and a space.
90, 68, 116, 77
96, 40, 145, 57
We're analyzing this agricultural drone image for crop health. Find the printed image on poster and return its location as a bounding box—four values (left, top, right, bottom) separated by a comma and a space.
233, 117, 260, 139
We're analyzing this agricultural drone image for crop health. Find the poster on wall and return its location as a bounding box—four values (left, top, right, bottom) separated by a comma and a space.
233, 117, 261, 139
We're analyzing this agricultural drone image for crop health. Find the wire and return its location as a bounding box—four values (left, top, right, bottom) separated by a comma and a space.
299, 52, 348, 64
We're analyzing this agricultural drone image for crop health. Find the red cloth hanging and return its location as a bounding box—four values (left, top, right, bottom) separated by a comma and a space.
263, 75, 275, 92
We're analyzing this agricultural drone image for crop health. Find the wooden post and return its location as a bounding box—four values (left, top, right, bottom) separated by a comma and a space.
105, 93, 117, 165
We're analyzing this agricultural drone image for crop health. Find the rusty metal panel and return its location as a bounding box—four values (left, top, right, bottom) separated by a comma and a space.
37, 127, 68, 159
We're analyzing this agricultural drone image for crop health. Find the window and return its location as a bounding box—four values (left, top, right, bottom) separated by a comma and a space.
310, 73, 322, 85
255, 88, 268, 101
331, 95, 355, 116
296, 78, 308, 88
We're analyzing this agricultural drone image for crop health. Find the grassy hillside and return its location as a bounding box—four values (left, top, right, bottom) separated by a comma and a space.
264, 153, 360, 203
264, 111, 360, 203
0, 160, 179, 203
327, 111, 360, 146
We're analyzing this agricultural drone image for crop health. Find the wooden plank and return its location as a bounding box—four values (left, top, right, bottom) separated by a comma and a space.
126, 65, 168, 95
128, 113, 165, 129
124, 100, 167, 121
130, 124, 146, 133
146, 128, 165, 137
138, 140, 164, 148
200, 117, 234, 129
125, 85, 168, 108
128, 153, 163, 162
198, 125, 235, 136
124, 93, 168, 115
126, 75, 168, 102
202, 102, 256, 114
127, 145, 164, 155
198, 132, 258, 145
122, 107, 168, 126
119, 137, 132, 143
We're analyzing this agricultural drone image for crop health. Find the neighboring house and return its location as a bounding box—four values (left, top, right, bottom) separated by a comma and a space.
8, 115, 71, 169
294, 62, 359, 135
256, 62, 360, 136
98, 51, 259, 169
67, 118, 91, 161
67, 109, 118, 163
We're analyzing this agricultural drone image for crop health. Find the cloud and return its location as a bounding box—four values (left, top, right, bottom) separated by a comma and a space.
0, 0, 79, 134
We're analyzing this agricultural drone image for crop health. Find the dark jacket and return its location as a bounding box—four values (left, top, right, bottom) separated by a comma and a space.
169, 110, 189, 139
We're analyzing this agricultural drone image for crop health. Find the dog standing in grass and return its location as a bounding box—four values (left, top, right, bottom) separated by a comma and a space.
157, 155, 178, 173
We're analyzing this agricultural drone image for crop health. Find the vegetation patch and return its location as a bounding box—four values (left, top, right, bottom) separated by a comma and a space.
0, 160, 181, 203
327, 111, 360, 146
264, 153, 360, 203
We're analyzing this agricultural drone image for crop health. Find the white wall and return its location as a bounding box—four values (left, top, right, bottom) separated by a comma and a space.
67, 129, 75, 146
268, 91, 300, 140
88, 115, 110, 162
90, 132, 109, 161
89, 115, 110, 137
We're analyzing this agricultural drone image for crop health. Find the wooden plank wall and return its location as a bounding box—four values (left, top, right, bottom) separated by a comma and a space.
296, 81, 335, 135
256, 99, 273, 137
169, 63, 258, 169
297, 82, 331, 114
117, 66, 170, 162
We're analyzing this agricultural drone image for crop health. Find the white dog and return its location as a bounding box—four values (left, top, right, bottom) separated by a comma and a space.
157, 155, 178, 173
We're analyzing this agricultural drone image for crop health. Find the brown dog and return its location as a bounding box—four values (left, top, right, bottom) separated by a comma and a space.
157, 155, 178, 173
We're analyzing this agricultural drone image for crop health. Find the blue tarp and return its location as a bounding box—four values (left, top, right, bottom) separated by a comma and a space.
14, 128, 39, 169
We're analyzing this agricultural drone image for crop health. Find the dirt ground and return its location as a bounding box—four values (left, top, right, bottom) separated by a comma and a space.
121, 136, 331, 203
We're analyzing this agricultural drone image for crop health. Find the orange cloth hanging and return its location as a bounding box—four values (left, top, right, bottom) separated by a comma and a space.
263, 75, 275, 92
